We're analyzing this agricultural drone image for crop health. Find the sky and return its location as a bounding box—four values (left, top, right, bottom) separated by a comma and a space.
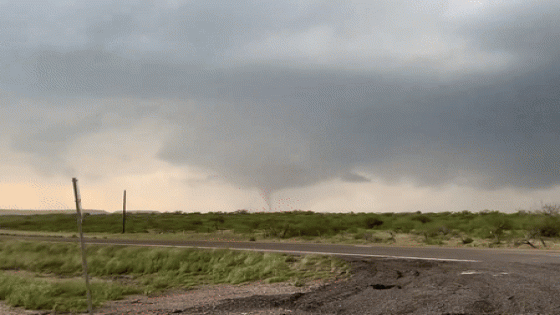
0, 0, 559, 213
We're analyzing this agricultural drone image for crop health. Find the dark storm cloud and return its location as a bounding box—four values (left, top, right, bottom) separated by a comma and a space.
156, 61, 560, 191
455, 2, 560, 64
343, 70, 560, 189
1, 1, 559, 193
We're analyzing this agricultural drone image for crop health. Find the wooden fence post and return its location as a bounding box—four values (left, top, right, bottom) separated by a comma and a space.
72, 178, 93, 315
122, 190, 126, 234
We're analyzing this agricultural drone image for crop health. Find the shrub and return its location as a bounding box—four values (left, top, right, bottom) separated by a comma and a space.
411, 215, 432, 224
392, 220, 414, 233
437, 225, 451, 236
482, 214, 514, 243
209, 216, 225, 224
535, 217, 560, 237
190, 220, 203, 225
364, 216, 384, 229
421, 225, 450, 238
462, 237, 474, 244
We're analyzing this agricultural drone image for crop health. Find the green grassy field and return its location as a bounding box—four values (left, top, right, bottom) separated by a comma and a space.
1, 205, 559, 249
0, 239, 349, 313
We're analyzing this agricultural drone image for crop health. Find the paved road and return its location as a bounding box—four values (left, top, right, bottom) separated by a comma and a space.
3, 234, 560, 265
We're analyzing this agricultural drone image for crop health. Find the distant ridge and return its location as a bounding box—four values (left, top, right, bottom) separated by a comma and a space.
0, 209, 109, 215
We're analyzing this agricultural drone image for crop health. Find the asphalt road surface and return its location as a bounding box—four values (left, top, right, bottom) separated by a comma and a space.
4, 234, 560, 265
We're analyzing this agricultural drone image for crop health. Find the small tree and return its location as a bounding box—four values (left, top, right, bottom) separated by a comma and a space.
538, 204, 560, 216
520, 204, 560, 248
488, 215, 513, 244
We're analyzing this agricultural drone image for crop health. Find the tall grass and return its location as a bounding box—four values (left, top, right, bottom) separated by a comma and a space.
0, 240, 349, 312
0, 272, 139, 313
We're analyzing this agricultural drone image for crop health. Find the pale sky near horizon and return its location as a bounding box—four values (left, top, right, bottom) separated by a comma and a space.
0, 0, 559, 213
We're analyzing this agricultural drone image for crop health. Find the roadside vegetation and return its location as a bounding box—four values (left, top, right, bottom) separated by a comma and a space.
0, 205, 559, 312
0, 240, 349, 313
1, 205, 559, 249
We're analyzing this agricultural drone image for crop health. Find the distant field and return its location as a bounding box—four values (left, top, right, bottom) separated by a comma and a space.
0, 209, 108, 215
0, 209, 161, 215
1, 206, 559, 249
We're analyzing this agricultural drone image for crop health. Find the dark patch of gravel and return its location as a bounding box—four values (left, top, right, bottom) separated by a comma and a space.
183, 257, 560, 315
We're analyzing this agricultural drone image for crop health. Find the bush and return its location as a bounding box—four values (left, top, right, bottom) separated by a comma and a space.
462, 237, 474, 244
364, 216, 384, 229
487, 215, 513, 242
421, 225, 451, 238
437, 225, 451, 236
536, 217, 560, 237
411, 215, 432, 224
392, 220, 414, 233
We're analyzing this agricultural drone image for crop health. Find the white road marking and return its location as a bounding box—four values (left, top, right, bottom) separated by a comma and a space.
461, 270, 482, 275
83, 241, 482, 263
493, 272, 509, 276
461, 270, 509, 276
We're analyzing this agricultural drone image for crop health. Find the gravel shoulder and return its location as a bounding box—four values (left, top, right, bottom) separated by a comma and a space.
0, 280, 328, 315
95, 280, 328, 315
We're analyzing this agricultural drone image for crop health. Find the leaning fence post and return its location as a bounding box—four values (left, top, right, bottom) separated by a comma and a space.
123, 189, 126, 234
72, 178, 93, 315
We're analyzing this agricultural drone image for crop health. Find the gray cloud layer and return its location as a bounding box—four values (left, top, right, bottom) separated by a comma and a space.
1, 0, 559, 194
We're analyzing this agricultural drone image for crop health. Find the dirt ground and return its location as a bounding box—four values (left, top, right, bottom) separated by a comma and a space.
3, 256, 560, 315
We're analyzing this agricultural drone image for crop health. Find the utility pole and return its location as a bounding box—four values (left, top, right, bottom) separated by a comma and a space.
72, 178, 93, 315
122, 190, 126, 234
